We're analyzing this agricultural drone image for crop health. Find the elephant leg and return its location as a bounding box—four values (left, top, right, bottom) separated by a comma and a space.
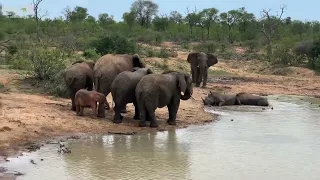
167, 99, 180, 125
90, 102, 97, 119
138, 106, 147, 127
202, 67, 208, 88
86, 79, 93, 91
133, 100, 140, 120
147, 110, 158, 128
76, 104, 80, 116
191, 66, 196, 84
97, 102, 106, 118
120, 105, 128, 113
79, 106, 84, 116
113, 101, 124, 124
195, 67, 201, 87
71, 90, 77, 111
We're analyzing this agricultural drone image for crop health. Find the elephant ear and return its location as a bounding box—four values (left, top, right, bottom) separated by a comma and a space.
206, 53, 218, 67
86, 61, 95, 69
186, 52, 198, 64
132, 54, 145, 68
177, 73, 187, 94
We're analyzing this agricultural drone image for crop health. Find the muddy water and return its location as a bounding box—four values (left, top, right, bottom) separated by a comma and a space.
2, 95, 320, 180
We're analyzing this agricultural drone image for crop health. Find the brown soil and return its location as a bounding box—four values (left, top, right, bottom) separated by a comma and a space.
0, 44, 320, 157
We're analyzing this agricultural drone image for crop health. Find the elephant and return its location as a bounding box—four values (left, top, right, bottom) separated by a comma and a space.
235, 92, 269, 106
202, 91, 237, 106
74, 89, 106, 118
93, 54, 145, 111
135, 70, 193, 128
64, 60, 95, 111
110, 67, 154, 124
187, 52, 218, 88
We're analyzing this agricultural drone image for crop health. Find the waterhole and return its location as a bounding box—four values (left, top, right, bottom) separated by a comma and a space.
2, 95, 320, 180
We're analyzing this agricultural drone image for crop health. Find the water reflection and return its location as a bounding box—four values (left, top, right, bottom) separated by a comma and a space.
1, 95, 320, 180
63, 130, 190, 180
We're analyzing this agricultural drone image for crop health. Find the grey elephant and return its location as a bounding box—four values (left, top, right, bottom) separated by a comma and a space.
202, 91, 237, 106
111, 67, 154, 124
93, 54, 145, 111
187, 52, 218, 88
64, 60, 95, 111
135, 70, 193, 128
235, 92, 269, 106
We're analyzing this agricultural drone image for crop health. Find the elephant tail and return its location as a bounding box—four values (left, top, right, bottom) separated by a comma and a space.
94, 77, 100, 92
66, 77, 75, 88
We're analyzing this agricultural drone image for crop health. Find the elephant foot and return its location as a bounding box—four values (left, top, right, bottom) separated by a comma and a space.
139, 121, 147, 127
150, 122, 158, 128
97, 114, 105, 118
195, 84, 200, 87
133, 115, 140, 120
90, 115, 97, 119
201, 85, 207, 88
71, 107, 76, 111
113, 119, 123, 124
167, 120, 176, 125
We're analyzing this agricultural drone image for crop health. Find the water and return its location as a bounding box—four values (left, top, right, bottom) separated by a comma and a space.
2, 95, 320, 180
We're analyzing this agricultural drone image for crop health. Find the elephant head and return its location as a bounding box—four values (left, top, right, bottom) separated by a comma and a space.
72, 60, 95, 69
132, 54, 146, 68
177, 73, 193, 100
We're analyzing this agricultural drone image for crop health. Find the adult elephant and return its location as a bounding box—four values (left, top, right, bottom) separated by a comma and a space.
202, 91, 237, 106
64, 60, 95, 111
111, 67, 153, 124
93, 54, 145, 111
187, 52, 218, 88
135, 70, 193, 128
235, 92, 269, 106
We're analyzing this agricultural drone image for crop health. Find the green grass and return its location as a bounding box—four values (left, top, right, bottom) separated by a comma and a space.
208, 69, 236, 76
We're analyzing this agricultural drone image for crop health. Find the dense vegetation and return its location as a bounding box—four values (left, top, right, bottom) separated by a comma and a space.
0, 0, 320, 96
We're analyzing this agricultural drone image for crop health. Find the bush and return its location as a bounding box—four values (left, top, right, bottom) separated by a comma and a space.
271, 44, 302, 66
91, 34, 136, 55
157, 48, 170, 58
194, 41, 217, 53
30, 47, 67, 81
8, 45, 18, 55
83, 48, 100, 60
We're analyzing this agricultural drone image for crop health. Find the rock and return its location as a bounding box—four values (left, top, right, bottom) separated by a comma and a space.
231, 119, 234, 121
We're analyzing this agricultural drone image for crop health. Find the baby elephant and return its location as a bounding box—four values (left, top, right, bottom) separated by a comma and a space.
111, 67, 153, 124
235, 92, 269, 106
74, 89, 106, 118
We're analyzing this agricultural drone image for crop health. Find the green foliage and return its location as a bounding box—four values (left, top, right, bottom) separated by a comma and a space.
194, 41, 217, 53
7, 44, 17, 55
83, 48, 100, 60
29, 47, 67, 81
91, 34, 136, 55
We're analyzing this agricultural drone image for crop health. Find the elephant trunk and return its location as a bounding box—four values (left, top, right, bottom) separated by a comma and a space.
180, 93, 192, 100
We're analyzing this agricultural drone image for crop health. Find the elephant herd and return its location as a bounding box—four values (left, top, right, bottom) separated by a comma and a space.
64, 53, 195, 128
64, 51, 269, 128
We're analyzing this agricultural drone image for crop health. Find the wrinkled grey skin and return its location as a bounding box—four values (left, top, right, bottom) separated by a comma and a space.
202, 91, 237, 106
64, 60, 95, 111
93, 54, 145, 111
111, 67, 154, 124
187, 52, 218, 88
235, 92, 269, 106
135, 71, 193, 128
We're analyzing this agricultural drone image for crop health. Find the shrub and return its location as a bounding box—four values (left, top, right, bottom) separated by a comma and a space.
194, 41, 217, 53
8, 45, 18, 55
83, 48, 100, 60
90, 34, 136, 55
157, 48, 170, 58
30, 47, 67, 81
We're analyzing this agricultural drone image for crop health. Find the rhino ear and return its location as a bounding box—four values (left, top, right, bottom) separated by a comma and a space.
147, 68, 154, 74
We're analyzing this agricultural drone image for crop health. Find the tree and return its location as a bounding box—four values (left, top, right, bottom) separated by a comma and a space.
0, 4, 3, 16
85, 15, 96, 23
199, 8, 219, 38
258, 5, 286, 60
64, 6, 88, 22
122, 11, 136, 32
153, 15, 169, 32
32, 0, 47, 42
130, 0, 159, 28
185, 8, 200, 35
169, 11, 183, 25
220, 10, 240, 43
98, 13, 115, 27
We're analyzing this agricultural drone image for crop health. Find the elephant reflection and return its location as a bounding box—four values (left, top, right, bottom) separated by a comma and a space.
62, 131, 190, 179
